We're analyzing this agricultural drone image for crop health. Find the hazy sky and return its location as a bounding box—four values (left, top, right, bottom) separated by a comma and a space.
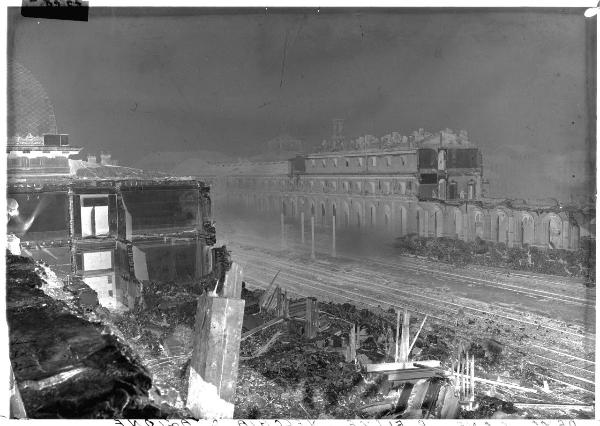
8, 8, 595, 201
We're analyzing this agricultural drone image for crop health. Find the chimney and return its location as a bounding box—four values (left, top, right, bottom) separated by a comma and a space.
87, 154, 97, 164
332, 118, 344, 141
100, 151, 111, 165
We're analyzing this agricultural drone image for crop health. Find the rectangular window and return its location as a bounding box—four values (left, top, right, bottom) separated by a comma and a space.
81, 196, 110, 237
83, 250, 112, 271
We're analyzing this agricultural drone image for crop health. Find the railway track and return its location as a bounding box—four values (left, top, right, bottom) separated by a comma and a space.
234, 251, 595, 399
228, 229, 595, 316
234, 248, 593, 358
220, 225, 595, 381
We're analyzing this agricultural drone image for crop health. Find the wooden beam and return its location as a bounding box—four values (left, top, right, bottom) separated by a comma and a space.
512, 403, 594, 411
394, 310, 400, 362
387, 369, 442, 381
221, 262, 243, 299
398, 309, 410, 364
408, 315, 428, 356
241, 317, 285, 341
365, 360, 440, 373
259, 270, 280, 308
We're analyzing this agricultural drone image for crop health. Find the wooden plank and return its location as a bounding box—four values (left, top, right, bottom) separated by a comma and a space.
305, 297, 318, 339
394, 382, 415, 413
387, 369, 441, 382
365, 360, 440, 373
398, 309, 410, 364
408, 379, 430, 410
421, 378, 444, 415
259, 270, 280, 308
408, 315, 428, 356
394, 310, 400, 362
221, 262, 243, 299
241, 317, 285, 341
439, 384, 460, 419
348, 324, 357, 363
512, 403, 594, 411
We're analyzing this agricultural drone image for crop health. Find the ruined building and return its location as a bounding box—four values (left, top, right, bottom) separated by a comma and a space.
202, 122, 592, 251
6, 62, 216, 309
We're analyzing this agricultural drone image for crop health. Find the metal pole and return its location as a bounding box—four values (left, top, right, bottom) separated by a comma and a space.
281, 211, 285, 249
311, 215, 315, 259
332, 214, 336, 257
394, 310, 400, 362
301, 211, 305, 244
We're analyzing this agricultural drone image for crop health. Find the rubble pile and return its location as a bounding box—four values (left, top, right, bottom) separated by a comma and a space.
393, 235, 595, 284
6, 253, 188, 419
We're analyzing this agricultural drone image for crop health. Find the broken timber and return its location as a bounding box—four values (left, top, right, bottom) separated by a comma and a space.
241, 317, 285, 341
258, 270, 280, 310
186, 263, 245, 419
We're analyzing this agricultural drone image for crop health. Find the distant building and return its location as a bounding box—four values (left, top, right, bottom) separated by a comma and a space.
201, 125, 592, 251
7, 62, 82, 183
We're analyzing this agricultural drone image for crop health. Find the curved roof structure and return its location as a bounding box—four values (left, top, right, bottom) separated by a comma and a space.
8, 62, 58, 137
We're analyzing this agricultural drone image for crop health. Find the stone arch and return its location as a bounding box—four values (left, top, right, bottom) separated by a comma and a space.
541, 213, 563, 248
320, 201, 326, 226
397, 204, 408, 236
473, 209, 484, 239
520, 213, 535, 245
415, 206, 429, 237
342, 201, 350, 227
352, 200, 364, 229
367, 202, 377, 227
433, 206, 443, 237
452, 207, 463, 239
383, 204, 392, 231
493, 209, 510, 243
570, 222, 580, 250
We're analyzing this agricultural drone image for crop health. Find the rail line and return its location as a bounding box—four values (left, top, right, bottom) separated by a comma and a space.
230, 231, 595, 317
229, 227, 593, 304
240, 263, 595, 397
235, 248, 593, 361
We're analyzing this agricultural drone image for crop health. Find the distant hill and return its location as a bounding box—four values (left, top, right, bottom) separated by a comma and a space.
132, 150, 233, 173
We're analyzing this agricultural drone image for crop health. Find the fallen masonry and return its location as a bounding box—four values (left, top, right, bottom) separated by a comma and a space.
6, 253, 191, 419
7, 253, 595, 420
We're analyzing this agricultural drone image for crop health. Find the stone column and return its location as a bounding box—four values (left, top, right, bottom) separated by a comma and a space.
301, 211, 305, 244
332, 214, 336, 258
311, 215, 315, 260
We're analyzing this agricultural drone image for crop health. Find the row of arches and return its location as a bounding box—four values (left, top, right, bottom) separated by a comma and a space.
229, 192, 582, 250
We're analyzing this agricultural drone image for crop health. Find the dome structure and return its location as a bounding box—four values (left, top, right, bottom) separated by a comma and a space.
8, 62, 58, 138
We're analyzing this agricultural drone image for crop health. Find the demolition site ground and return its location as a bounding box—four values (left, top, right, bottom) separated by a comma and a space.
7, 214, 595, 419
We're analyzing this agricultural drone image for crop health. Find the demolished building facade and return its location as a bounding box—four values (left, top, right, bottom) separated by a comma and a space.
202, 124, 592, 251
